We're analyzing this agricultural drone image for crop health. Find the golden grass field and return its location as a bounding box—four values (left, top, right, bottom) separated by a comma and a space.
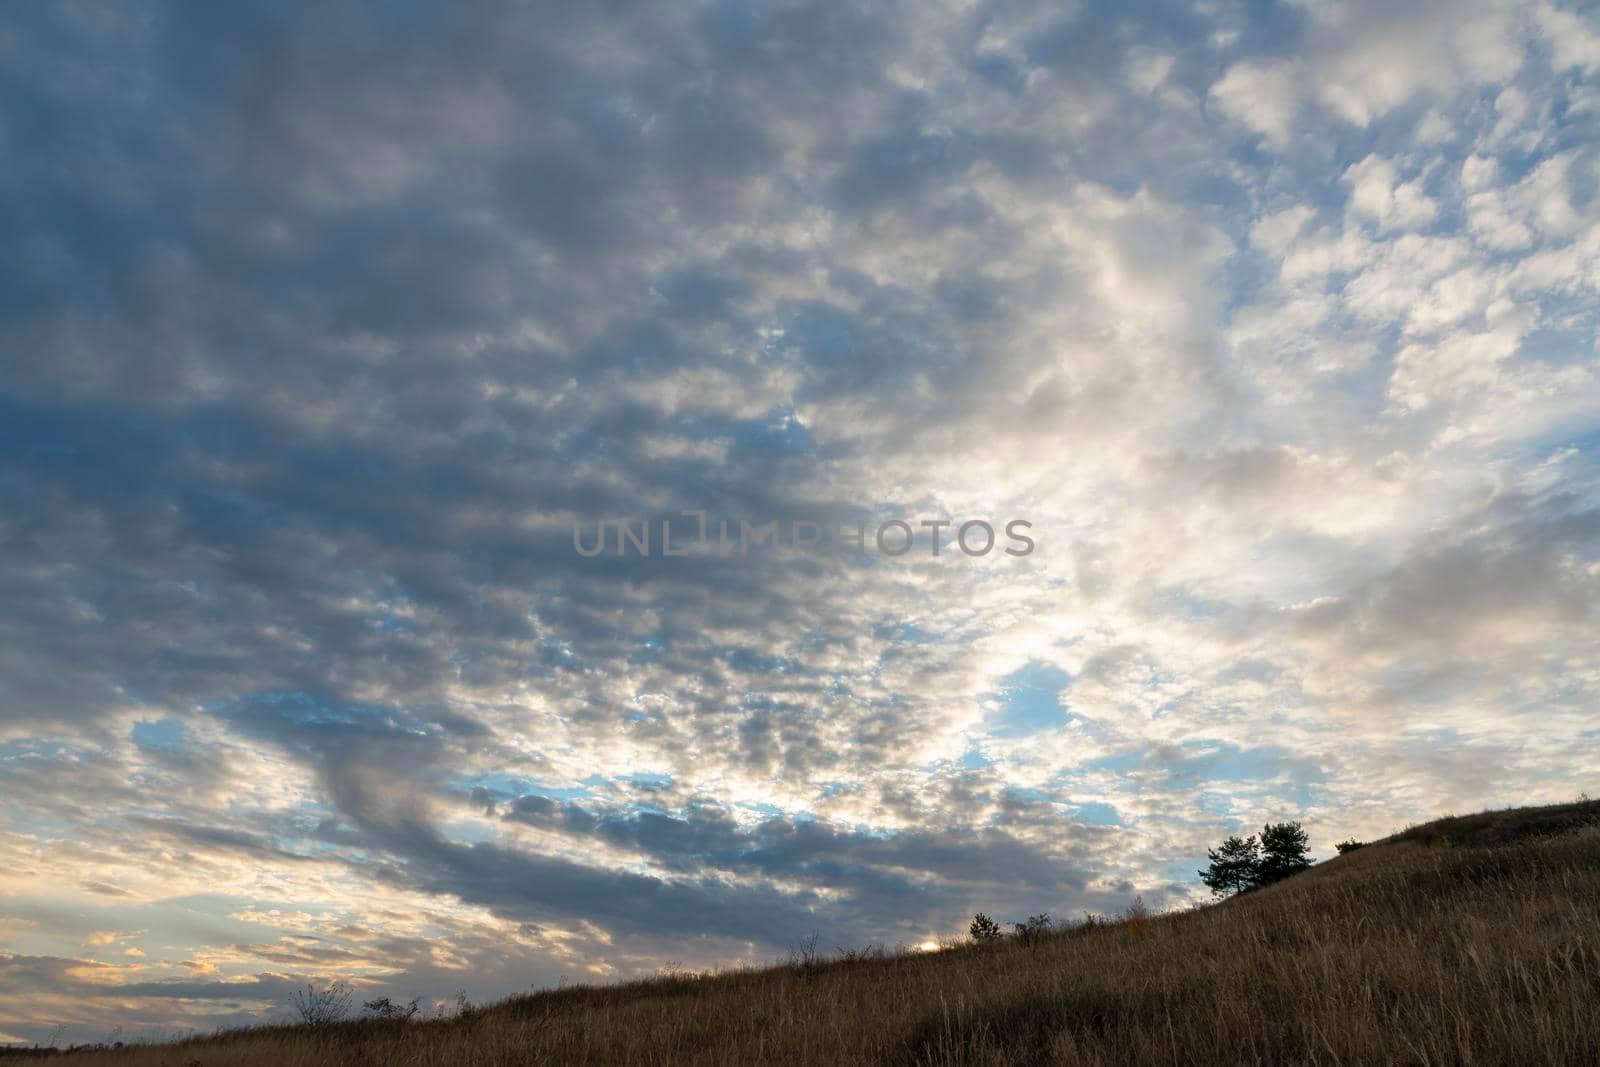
19, 799, 1600, 1065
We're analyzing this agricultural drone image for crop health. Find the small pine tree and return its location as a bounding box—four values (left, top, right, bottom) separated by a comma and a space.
1258, 821, 1313, 885
969, 913, 1003, 944
1335, 838, 1364, 854
1199, 834, 1260, 897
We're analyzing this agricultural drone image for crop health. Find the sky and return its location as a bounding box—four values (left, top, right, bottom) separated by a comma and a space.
2, 0, 1599, 1047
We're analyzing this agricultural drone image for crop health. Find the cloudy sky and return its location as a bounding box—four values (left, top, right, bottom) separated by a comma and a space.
3, 0, 1599, 1046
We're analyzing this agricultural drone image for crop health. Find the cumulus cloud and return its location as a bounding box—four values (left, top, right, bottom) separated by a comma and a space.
1343, 156, 1439, 233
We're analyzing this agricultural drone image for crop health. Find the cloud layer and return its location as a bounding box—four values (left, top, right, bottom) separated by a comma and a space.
2, 0, 1598, 1045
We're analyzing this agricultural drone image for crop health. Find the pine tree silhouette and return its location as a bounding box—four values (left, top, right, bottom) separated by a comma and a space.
1199, 834, 1260, 896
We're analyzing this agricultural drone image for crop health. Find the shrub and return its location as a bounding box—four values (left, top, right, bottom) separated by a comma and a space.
969, 913, 1003, 944
1123, 896, 1154, 941
363, 996, 421, 1021
787, 931, 827, 980
836, 942, 887, 963
1012, 913, 1052, 946
290, 981, 353, 1027
1335, 838, 1365, 854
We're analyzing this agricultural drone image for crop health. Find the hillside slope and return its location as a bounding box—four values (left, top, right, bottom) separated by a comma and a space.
34, 799, 1600, 1065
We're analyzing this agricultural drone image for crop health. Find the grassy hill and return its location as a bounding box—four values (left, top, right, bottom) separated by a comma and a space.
26, 799, 1600, 1065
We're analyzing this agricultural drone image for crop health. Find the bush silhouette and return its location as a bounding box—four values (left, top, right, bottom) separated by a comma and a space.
1122, 896, 1154, 941
1335, 838, 1365, 854
363, 996, 422, 1021
1012, 913, 1052, 946
290, 981, 352, 1027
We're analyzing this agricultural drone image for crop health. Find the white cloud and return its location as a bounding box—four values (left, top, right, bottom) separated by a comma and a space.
1388, 311, 1531, 411
1343, 155, 1439, 233
1250, 204, 1316, 256
1537, 1, 1600, 74
1307, 0, 1524, 127
1125, 51, 1176, 94
1465, 150, 1585, 250
1214, 1, 1526, 146
1210, 60, 1299, 146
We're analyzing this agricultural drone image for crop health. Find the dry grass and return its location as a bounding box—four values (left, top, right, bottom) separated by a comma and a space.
29, 799, 1600, 1065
